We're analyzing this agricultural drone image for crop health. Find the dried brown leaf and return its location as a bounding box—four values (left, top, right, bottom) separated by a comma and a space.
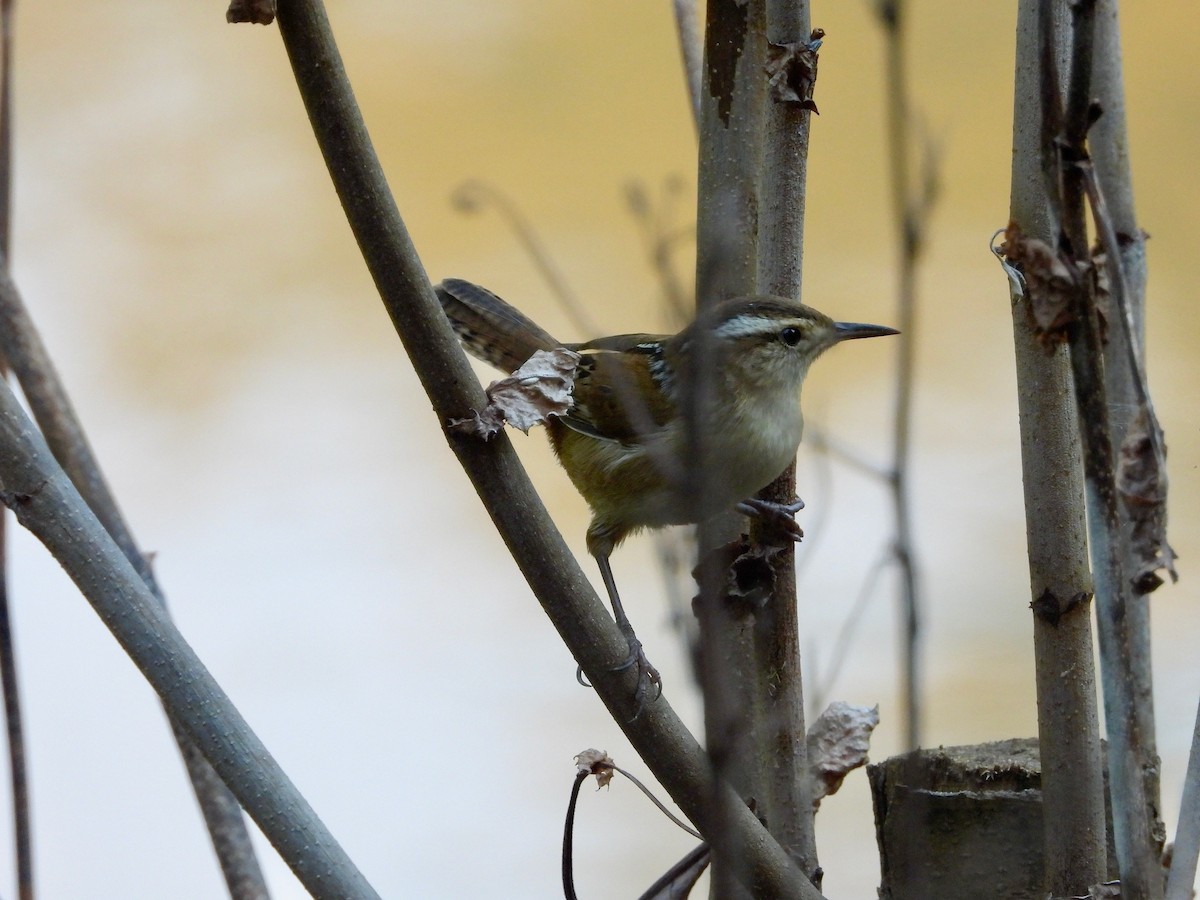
691, 539, 789, 613
1116, 407, 1178, 591
1003, 222, 1081, 343
764, 29, 824, 112
574, 748, 615, 789
225, 0, 275, 25
450, 348, 580, 438
806, 701, 879, 807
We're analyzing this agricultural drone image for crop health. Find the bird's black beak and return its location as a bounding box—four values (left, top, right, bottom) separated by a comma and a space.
834, 321, 900, 341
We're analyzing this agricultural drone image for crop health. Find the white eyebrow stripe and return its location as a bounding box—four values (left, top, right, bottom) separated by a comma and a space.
714, 314, 800, 340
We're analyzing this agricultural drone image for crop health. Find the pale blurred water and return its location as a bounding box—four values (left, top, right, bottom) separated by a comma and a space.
3, 1, 1198, 897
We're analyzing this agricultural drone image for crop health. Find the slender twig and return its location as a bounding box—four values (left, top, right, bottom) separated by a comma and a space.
1165, 697, 1200, 899
0, 1, 32, 896
451, 179, 600, 337
672, 0, 702, 129
804, 427, 890, 481
562, 769, 586, 900
637, 843, 711, 900
610, 762, 704, 839
809, 550, 890, 714
875, 0, 924, 753
625, 177, 693, 325
0, 377, 378, 900
274, 0, 818, 895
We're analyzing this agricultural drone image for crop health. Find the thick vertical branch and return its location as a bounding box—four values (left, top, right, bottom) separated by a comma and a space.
272, 1, 819, 896
754, 0, 818, 878
693, 3, 770, 896
1004, 2, 1108, 894
1088, 0, 1162, 827
696, 0, 764, 305
1038, 1, 1162, 895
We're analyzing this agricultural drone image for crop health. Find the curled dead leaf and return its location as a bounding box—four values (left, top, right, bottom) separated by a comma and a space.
225, 0, 275, 24
806, 701, 879, 807
1116, 407, 1178, 592
691, 539, 788, 613
1002, 222, 1082, 344
450, 348, 580, 438
574, 749, 615, 789
764, 29, 824, 112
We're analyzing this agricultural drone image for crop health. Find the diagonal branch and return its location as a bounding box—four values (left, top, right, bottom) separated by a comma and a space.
0, 375, 378, 900
271, 0, 821, 896
0, 266, 270, 900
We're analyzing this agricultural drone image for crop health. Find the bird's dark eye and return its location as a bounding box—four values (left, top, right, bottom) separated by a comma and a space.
780, 326, 803, 346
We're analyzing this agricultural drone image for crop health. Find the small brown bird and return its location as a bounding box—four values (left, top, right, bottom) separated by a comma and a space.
437, 278, 896, 706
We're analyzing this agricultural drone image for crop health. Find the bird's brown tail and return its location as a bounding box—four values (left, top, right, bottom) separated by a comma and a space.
435, 278, 561, 373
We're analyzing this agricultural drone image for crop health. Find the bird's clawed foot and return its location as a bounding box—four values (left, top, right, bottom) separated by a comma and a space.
612, 632, 662, 720
737, 496, 805, 542
575, 635, 662, 719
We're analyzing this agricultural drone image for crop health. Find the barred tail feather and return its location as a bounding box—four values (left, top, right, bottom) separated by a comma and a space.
435, 278, 561, 373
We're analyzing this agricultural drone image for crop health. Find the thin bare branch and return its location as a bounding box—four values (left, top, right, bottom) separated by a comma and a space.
672, 0, 703, 130
0, 267, 270, 900
451, 179, 599, 337
1165, 697, 1200, 899
873, 0, 926, 750
0, 377, 378, 900
274, 0, 818, 895
0, 0, 31, 895
809, 549, 890, 714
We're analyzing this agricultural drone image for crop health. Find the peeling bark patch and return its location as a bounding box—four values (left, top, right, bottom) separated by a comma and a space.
1117, 407, 1178, 592
1030, 588, 1091, 625
692, 538, 787, 613
705, 0, 749, 126
1001, 222, 1084, 345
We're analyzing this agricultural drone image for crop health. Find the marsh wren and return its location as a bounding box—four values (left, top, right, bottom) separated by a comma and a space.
437, 278, 896, 707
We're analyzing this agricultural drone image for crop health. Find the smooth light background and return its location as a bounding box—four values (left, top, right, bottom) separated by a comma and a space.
5, 1, 1198, 897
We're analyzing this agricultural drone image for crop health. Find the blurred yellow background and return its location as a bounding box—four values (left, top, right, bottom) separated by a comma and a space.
7, 1, 1198, 896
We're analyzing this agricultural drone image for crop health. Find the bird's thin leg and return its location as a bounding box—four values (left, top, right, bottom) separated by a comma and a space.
737, 496, 805, 542
595, 552, 661, 715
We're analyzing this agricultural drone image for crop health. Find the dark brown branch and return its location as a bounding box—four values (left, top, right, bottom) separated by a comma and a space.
273, 1, 818, 896
0, 0, 31, 896
1039, 1, 1163, 895
1088, 0, 1167, 839
1004, 2, 1108, 894
754, 0, 818, 876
